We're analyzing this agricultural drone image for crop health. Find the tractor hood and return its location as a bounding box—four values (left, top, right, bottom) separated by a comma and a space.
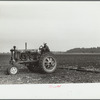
16, 49, 38, 53
10, 48, 38, 53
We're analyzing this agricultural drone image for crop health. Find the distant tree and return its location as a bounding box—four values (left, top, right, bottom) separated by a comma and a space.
66, 47, 100, 53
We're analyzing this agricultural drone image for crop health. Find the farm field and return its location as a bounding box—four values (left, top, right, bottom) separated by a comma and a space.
0, 53, 100, 84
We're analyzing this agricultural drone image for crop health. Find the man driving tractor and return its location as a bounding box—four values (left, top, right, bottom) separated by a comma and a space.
40, 43, 50, 54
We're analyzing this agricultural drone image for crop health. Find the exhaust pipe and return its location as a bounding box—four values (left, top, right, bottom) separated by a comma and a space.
25, 42, 27, 50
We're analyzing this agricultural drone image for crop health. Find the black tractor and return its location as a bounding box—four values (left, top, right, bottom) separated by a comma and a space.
7, 43, 57, 75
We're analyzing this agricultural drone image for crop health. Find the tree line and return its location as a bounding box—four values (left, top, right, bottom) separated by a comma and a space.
67, 47, 100, 53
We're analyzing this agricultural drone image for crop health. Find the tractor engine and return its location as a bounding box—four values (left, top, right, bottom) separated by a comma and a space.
10, 46, 40, 63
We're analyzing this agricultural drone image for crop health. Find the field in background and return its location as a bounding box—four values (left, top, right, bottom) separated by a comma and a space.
0, 54, 10, 69
0, 53, 100, 84
55, 53, 100, 70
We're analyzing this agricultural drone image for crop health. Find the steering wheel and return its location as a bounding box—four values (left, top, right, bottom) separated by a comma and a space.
39, 45, 43, 50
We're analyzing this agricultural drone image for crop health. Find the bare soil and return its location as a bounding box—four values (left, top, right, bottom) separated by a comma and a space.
0, 54, 100, 84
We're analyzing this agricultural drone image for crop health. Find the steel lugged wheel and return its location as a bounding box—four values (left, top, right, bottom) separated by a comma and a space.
39, 53, 57, 73
7, 66, 18, 75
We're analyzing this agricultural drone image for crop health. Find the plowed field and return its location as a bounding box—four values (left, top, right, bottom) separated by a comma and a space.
0, 53, 100, 84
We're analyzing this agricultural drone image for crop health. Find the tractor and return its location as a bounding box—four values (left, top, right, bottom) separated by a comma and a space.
7, 43, 57, 75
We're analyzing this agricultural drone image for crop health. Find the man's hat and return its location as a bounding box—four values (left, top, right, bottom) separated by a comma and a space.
43, 43, 47, 45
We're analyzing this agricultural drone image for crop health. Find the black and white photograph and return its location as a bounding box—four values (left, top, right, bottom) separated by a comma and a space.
0, 1, 100, 99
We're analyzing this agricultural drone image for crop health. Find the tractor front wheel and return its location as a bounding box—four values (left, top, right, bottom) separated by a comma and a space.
7, 66, 18, 75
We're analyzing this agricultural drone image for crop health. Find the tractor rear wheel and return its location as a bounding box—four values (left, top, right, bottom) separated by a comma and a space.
39, 53, 57, 73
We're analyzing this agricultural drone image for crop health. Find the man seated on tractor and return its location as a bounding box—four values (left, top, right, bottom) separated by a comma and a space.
43, 43, 50, 52
40, 43, 50, 54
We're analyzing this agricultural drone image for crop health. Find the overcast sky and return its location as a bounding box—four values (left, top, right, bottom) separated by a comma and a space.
0, 1, 100, 52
